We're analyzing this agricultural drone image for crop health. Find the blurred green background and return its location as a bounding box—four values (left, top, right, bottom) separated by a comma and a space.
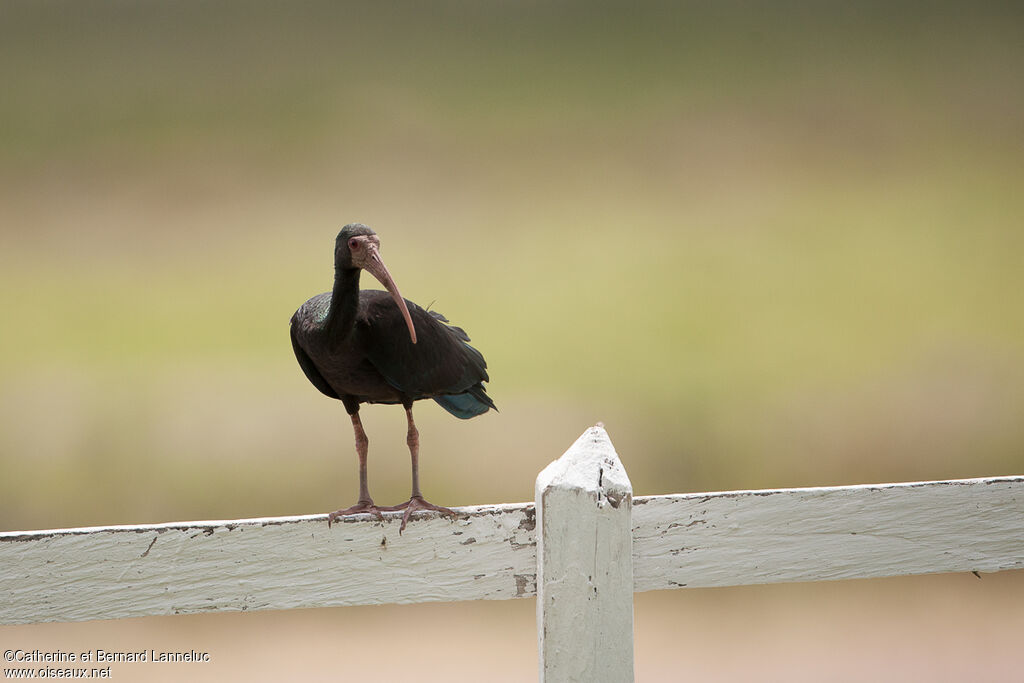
1, 1, 1022, 680
2, 0, 1022, 528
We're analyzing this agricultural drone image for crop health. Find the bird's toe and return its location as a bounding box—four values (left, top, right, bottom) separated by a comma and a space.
384, 496, 457, 534
327, 500, 386, 527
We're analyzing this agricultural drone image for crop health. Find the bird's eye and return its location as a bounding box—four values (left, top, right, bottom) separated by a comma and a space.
349, 238, 360, 250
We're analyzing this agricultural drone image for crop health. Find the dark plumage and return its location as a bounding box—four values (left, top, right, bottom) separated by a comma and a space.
292, 292, 494, 417
290, 223, 495, 531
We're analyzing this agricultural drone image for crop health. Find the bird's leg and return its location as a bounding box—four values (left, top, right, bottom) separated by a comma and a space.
407, 406, 422, 500
353, 411, 372, 503
382, 406, 458, 533
327, 411, 386, 526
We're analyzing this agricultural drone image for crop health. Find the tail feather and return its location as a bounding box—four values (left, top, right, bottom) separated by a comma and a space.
434, 385, 497, 419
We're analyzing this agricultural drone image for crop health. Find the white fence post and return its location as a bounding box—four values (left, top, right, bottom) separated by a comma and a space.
536, 425, 634, 683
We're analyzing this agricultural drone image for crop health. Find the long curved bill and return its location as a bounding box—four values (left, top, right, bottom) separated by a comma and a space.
364, 244, 418, 344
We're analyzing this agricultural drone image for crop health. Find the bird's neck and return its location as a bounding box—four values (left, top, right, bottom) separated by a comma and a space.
326, 267, 361, 339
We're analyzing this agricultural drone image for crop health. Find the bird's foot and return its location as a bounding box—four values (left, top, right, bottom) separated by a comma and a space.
327, 500, 387, 527
382, 496, 458, 534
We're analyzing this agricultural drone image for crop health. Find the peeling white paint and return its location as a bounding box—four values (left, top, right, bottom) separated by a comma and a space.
1, 431, 1021, 654
632, 476, 1024, 590
536, 426, 634, 683
0, 504, 536, 625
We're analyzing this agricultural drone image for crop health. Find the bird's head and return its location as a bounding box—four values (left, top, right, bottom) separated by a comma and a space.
335, 223, 417, 344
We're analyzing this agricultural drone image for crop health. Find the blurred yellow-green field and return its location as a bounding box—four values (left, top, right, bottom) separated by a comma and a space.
2, 1, 1023, 680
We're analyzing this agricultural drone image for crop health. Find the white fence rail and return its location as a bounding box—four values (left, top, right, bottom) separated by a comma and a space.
2, 425, 1023, 682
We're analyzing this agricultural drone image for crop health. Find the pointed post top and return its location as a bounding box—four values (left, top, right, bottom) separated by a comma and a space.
536, 423, 632, 508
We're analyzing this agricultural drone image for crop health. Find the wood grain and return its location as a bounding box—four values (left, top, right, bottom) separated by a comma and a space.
633, 477, 1024, 590
3, 468, 1021, 627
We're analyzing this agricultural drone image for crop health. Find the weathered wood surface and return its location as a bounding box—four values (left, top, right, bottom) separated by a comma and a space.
632, 476, 1024, 591
0, 503, 536, 625
536, 425, 633, 683
2, 469, 1022, 626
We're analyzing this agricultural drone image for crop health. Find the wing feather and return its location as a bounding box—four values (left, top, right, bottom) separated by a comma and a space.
357, 292, 494, 408
290, 305, 340, 399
